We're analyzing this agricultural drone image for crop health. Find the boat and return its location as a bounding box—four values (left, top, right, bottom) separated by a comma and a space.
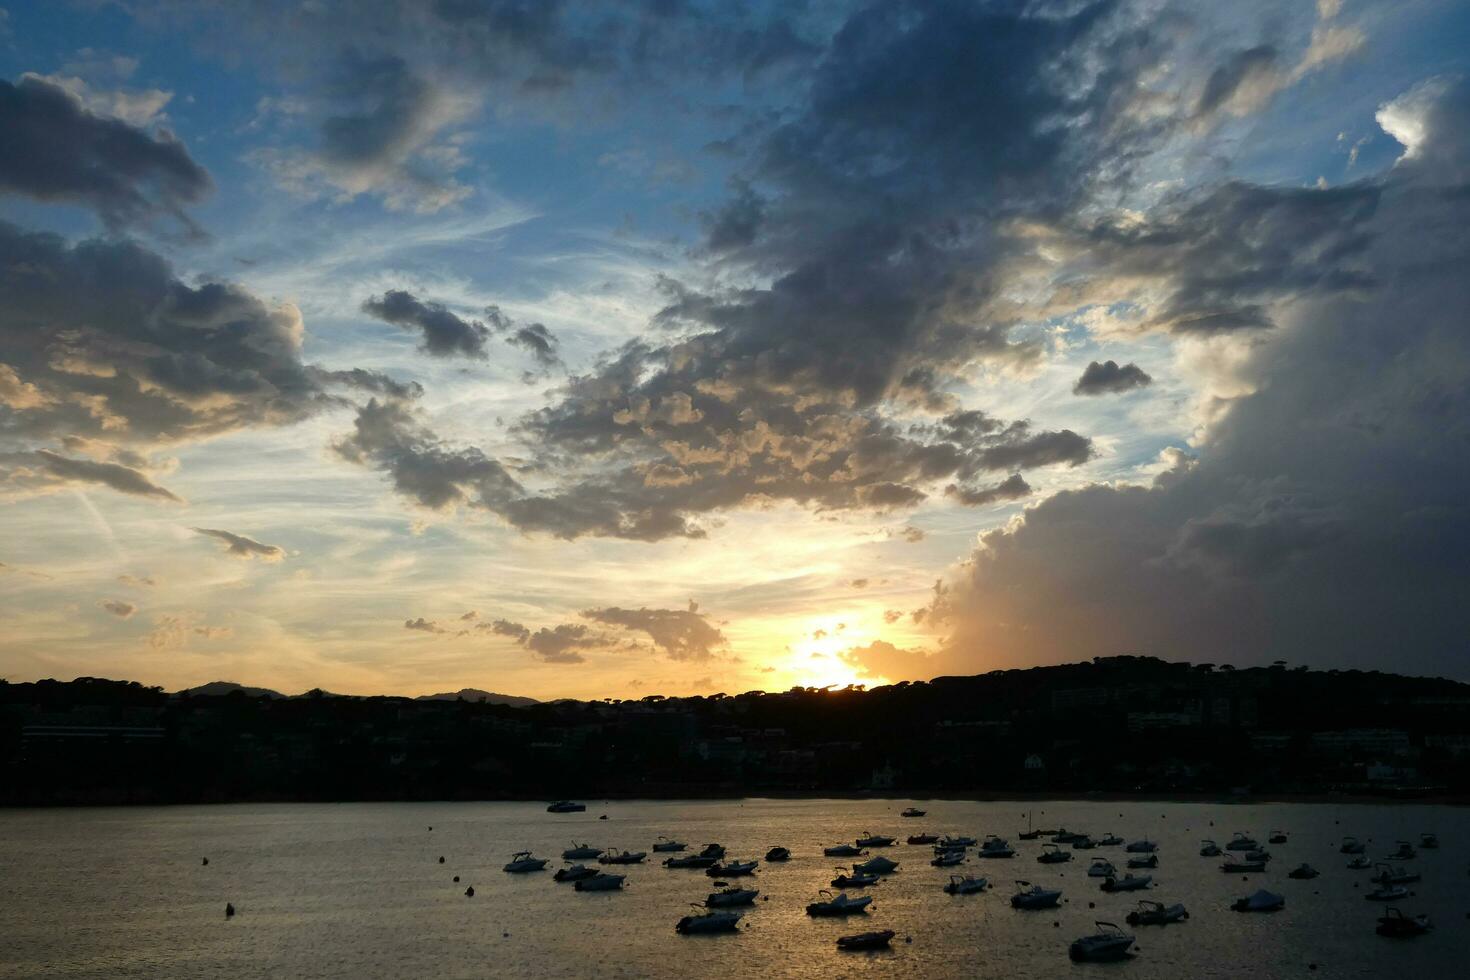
1370, 864, 1420, 885
1367, 884, 1409, 901
1269, 830, 1288, 844
1346, 855, 1373, 870
854, 855, 899, 875
562, 843, 602, 860
553, 864, 599, 882
832, 868, 881, 888
837, 929, 895, 951
707, 860, 758, 878
598, 849, 646, 865
901, 807, 926, 818
1070, 835, 1096, 850
1037, 843, 1072, 864
1226, 833, 1258, 852
943, 874, 988, 895
1019, 812, 1042, 841
1419, 832, 1439, 849
1221, 858, 1267, 873
1390, 841, 1417, 860
931, 850, 966, 868
664, 854, 718, 869
979, 836, 1015, 858
546, 800, 586, 813
937, 835, 977, 849
1231, 889, 1285, 912
825, 843, 866, 857
907, 832, 940, 845
1100, 873, 1152, 893
503, 851, 548, 873
1069, 922, 1135, 962
1287, 863, 1320, 880
1011, 880, 1062, 909
806, 890, 873, 916
1340, 836, 1366, 854
652, 837, 687, 852
1087, 859, 1117, 878
1126, 900, 1189, 926
1095, 833, 1124, 847
1051, 829, 1086, 844
698, 843, 726, 860
1244, 849, 1272, 863
1376, 907, 1432, 938
855, 832, 896, 848
1125, 838, 1158, 853
1127, 854, 1158, 869
573, 872, 625, 891
705, 887, 758, 907
1199, 839, 1222, 857
765, 846, 790, 862
675, 909, 741, 934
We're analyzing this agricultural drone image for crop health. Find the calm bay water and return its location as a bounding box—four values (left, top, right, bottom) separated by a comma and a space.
1, 799, 1466, 978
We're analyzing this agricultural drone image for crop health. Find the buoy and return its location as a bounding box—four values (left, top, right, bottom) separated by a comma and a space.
202, 857, 209, 866
225, 903, 235, 917
453, 876, 460, 883
1053, 921, 1060, 928
1088, 901, 1095, 909
503, 932, 509, 938
439, 856, 445, 864
429, 826, 433, 831
465, 886, 474, 897
904, 936, 912, 944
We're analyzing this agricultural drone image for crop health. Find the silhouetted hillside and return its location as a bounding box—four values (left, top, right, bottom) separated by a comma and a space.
414, 689, 539, 707
3, 658, 1468, 805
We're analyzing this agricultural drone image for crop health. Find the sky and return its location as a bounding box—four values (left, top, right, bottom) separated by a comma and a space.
1, 0, 1468, 700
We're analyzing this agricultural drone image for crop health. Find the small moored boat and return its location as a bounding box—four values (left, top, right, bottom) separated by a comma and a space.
1011, 880, 1062, 909
806, 890, 873, 917
546, 800, 586, 813
938, 835, 977, 849
907, 832, 940, 845
1069, 922, 1135, 962
1126, 900, 1188, 926
553, 863, 598, 882
1268, 830, 1288, 844
1366, 883, 1409, 901
931, 850, 966, 868
1094, 833, 1124, 847
765, 846, 791, 862
1340, 836, 1366, 854
1100, 873, 1151, 892
1125, 838, 1158, 854
1199, 839, 1221, 857
1037, 843, 1071, 864
664, 854, 718, 869
1370, 864, 1420, 885
652, 837, 687, 852
1390, 841, 1417, 860
598, 849, 646, 865
943, 874, 987, 895
1226, 833, 1258, 852
854, 855, 899, 875
705, 886, 758, 907
676, 908, 741, 934
1376, 907, 1432, 938
1221, 858, 1267, 873
1287, 863, 1320, 880
503, 851, 548, 873
1231, 889, 1284, 912
837, 929, 895, 951
573, 872, 625, 891
1087, 859, 1117, 878
1070, 835, 1096, 850
698, 843, 726, 860
855, 832, 895, 848
832, 868, 880, 888
901, 807, 926, 818
562, 843, 602, 860
1346, 854, 1372, 870
707, 860, 758, 878
979, 836, 1015, 858
1418, 832, 1439, 849
1127, 854, 1158, 869
825, 843, 866, 857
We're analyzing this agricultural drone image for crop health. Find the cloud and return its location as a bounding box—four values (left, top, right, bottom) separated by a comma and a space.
146, 613, 232, 648
99, 599, 137, 619
581, 605, 726, 661
524, 624, 597, 663
193, 527, 285, 561
849, 578, 869, 589
1073, 360, 1153, 396
837, 640, 935, 683
0, 74, 210, 233
23, 72, 173, 127
20, 450, 182, 502
362, 289, 490, 359
404, 617, 446, 633
945, 473, 1032, 508
926, 77, 1470, 677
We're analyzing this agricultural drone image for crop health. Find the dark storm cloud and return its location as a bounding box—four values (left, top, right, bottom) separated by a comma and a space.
581, 604, 725, 661
1074, 360, 1153, 396
504, 322, 561, 369
27, 450, 182, 502
928, 78, 1470, 677
945, 473, 1031, 508
192, 527, 286, 560
362, 289, 490, 359
0, 75, 211, 234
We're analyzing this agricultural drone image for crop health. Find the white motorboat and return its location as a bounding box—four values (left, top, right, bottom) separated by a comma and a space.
1390, 841, 1417, 860
706, 887, 758, 907
1287, 863, 1320, 879
1225, 833, 1258, 852
1366, 884, 1409, 901
1244, 849, 1272, 863
837, 929, 895, 951
1199, 839, 1222, 857
854, 855, 898, 875
931, 850, 966, 868
938, 835, 978, 849
503, 851, 548, 873
1126, 900, 1189, 925
806, 890, 874, 916
676, 909, 741, 934
698, 843, 726, 860
553, 863, 598, 882
979, 836, 1015, 858
1346, 854, 1372, 870
562, 843, 603, 860
1051, 829, 1086, 844
901, 807, 926, 818
573, 872, 625, 891
1070, 835, 1096, 850
1269, 830, 1288, 844
1126, 854, 1158, 869
1095, 833, 1124, 847
907, 832, 940, 845
1125, 838, 1158, 854
1231, 889, 1284, 912
598, 849, 646, 865
943, 874, 988, 895
1100, 873, 1152, 893
1087, 859, 1117, 878
832, 868, 881, 888
1069, 922, 1135, 962
664, 854, 718, 869
1221, 858, 1267, 873
1037, 843, 1071, 864
825, 843, 866, 857
707, 860, 758, 878
652, 837, 687, 852
1011, 880, 1062, 909
546, 800, 586, 813
1340, 836, 1366, 854
1377, 907, 1433, 938
1370, 864, 1420, 885
855, 832, 895, 847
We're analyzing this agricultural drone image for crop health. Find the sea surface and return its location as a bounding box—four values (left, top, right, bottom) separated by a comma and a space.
1, 799, 1466, 978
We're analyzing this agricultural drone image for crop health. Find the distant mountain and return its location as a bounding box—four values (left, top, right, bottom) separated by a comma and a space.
416, 688, 538, 707
177, 681, 284, 699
